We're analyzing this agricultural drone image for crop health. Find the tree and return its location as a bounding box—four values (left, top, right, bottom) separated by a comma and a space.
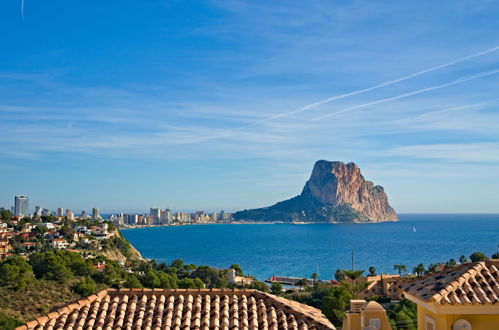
311, 273, 319, 286
368, 266, 376, 276
387, 299, 417, 330
469, 252, 488, 262
334, 269, 346, 281
247, 280, 270, 293
230, 264, 243, 276
393, 264, 406, 276
270, 282, 283, 295
492, 252, 499, 259
124, 274, 143, 288
73, 276, 97, 296
171, 259, 184, 269
459, 255, 468, 264
296, 278, 309, 290
427, 264, 437, 273
0, 209, 12, 221
321, 285, 352, 326
445, 259, 456, 269
0, 256, 34, 290
142, 271, 161, 288
413, 264, 425, 277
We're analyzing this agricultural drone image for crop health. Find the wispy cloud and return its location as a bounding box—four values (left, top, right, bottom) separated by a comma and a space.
312, 68, 499, 120
388, 143, 499, 162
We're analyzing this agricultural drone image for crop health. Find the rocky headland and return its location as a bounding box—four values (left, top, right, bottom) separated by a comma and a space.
234, 160, 399, 223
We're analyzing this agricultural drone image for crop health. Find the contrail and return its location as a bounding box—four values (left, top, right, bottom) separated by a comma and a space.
20, 0, 24, 19
265, 45, 499, 121
311, 69, 499, 121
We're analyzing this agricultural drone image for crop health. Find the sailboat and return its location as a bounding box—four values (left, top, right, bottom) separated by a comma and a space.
413, 226, 417, 233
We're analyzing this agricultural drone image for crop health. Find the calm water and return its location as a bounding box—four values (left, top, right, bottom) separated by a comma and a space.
122, 214, 499, 281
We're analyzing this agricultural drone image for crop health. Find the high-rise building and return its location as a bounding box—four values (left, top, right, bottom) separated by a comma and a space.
66, 209, 74, 220
14, 195, 29, 217
92, 208, 100, 220
211, 212, 218, 221
57, 208, 64, 218
34, 205, 42, 217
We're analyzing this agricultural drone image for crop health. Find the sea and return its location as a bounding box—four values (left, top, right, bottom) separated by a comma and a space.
121, 214, 499, 281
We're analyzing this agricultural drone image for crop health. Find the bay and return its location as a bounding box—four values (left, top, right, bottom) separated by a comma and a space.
121, 214, 499, 281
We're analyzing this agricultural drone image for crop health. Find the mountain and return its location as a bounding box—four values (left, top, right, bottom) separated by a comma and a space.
234, 160, 399, 223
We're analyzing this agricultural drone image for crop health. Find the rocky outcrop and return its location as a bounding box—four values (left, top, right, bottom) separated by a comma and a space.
234, 160, 398, 223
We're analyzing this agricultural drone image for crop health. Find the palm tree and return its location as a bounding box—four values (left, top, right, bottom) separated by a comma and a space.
343, 269, 365, 281
459, 255, 468, 264
296, 278, 309, 290
342, 269, 368, 298
427, 263, 437, 273
393, 264, 406, 275
311, 273, 318, 287
334, 269, 346, 281
413, 264, 425, 277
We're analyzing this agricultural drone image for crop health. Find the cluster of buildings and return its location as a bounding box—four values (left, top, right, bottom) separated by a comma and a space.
108, 208, 233, 227
0, 196, 113, 260
4, 195, 103, 222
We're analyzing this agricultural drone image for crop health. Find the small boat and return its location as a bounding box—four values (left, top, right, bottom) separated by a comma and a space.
413, 226, 417, 233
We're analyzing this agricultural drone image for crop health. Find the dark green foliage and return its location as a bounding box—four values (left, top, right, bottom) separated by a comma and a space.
0, 256, 34, 290
270, 282, 283, 295
230, 264, 243, 276
233, 192, 369, 223
59, 226, 75, 241
245, 280, 270, 293
171, 258, 184, 269
0, 209, 13, 221
29, 251, 73, 283
73, 276, 97, 296
178, 278, 204, 289
387, 299, 417, 330
469, 251, 488, 262
123, 274, 143, 288
0, 311, 23, 330
368, 266, 376, 276
191, 266, 228, 288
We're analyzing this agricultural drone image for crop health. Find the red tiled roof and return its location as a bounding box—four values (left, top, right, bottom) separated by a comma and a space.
402, 260, 499, 305
17, 288, 335, 329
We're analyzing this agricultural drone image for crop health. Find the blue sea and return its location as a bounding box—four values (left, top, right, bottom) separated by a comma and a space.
121, 214, 499, 281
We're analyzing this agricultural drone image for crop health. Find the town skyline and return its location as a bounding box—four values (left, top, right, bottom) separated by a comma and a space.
1, 1, 499, 213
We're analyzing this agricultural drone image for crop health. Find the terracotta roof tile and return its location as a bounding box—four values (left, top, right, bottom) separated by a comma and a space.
402, 259, 499, 305
18, 289, 334, 329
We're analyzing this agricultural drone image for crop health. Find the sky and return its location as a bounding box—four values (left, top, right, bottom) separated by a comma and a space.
1, 0, 498, 213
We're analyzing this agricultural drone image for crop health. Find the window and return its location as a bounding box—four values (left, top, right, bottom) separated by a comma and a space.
425, 315, 435, 330
369, 318, 380, 329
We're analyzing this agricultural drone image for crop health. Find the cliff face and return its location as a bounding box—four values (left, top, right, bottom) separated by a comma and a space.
234, 160, 398, 223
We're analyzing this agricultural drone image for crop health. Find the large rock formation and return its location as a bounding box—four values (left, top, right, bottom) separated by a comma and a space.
234, 160, 399, 223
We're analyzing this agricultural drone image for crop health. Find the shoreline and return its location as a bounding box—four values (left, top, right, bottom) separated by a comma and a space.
117, 219, 402, 230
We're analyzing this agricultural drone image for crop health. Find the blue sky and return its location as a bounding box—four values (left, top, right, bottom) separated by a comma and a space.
1, 0, 498, 213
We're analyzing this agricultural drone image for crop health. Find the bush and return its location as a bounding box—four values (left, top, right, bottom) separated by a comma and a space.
469, 252, 488, 262
270, 282, 283, 295
0, 311, 23, 330
0, 256, 34, 290
73, 276, 97, 296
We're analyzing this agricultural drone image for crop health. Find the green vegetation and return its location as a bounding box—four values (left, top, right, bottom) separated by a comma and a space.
0, 311, 23, 329
270, 281, 283, 295
233, 193, 369, 223
387, 299, 417, 330
0, 250, 236, 327
470, 251, 488, 262
393, 264, 406, 275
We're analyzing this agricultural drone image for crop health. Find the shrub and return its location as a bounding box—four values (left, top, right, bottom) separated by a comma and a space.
73, 276, 97, 296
